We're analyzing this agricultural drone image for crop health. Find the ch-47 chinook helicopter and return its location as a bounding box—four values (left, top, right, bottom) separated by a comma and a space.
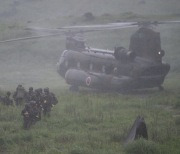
56, 21, 180, 92
0, 21, 179, 92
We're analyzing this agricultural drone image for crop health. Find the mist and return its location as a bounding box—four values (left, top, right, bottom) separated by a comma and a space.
0, 0, 180, 90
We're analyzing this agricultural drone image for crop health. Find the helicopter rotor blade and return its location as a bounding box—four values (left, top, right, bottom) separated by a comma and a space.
25, 27, 67, 33
0, 21, 143, 44
58, 20, 180, 30
58, 22, 137, 30
27, 23, 138, 34
0, 33, 64, 44
157, 20, 180, 24
1, 20, 180, 44
79, 25, 137, 32
27, 20, 180, 35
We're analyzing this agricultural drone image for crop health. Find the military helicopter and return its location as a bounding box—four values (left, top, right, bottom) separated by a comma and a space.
56, 21, 175, 91
0, 21, 179, 92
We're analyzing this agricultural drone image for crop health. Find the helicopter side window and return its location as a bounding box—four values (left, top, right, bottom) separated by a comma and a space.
76, 41, 85, 50
65, 60, 69, 67
89, 63, 93, 71
93, 63, 102, 72
77, 62, 81, 69
65, 58, 76, 69
105, 65, 114, 74
102, 65, 105, 73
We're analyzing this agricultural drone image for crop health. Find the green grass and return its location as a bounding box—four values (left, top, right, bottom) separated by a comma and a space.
124, 139, 161, 154
0, 81, 180, 153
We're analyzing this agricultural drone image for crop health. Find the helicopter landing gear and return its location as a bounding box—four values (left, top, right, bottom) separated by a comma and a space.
69, 85, 79, 92
158, 85, 164, 91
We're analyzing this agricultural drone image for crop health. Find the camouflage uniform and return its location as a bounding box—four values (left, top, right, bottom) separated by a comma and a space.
13, 85, 26, 106
42, 88, 53, 117
30, 101, 41, 122
21, 103, 33, 129
38, 88, 43, 95
21, 101, 40, 129
50, 92, 58, 105
34, 89, 44, 120
25, 87, 36, 103
1, 91, 13, 106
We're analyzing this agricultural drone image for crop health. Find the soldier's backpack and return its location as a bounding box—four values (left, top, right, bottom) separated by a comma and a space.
16, 86, 26, 99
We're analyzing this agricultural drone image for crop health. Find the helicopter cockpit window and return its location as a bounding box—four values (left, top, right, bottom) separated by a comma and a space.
89, 63, 93, 71
75, 41, 86, 50
66, 37, 86, 52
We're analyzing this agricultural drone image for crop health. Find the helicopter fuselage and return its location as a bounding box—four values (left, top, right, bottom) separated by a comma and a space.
57, 48, 170, 91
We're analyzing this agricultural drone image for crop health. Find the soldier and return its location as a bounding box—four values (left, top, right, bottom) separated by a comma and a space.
34, 89, 43, 120
42, 88, 53, 117
25, 87, 35, 103
1, 91, 13, 106
30, 101, 41, 123
50, 92, 58, 105
13, 84, 26, 106
21, 101, 40, 129
38, 88, 43, 95
21, 103, 33, 129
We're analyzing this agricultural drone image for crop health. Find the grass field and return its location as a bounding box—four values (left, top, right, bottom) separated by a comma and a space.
0, 84, 180, 154
0, 0, 180, 153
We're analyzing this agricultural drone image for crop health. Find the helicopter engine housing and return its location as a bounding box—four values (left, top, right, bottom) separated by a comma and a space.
114, 47, 136, 62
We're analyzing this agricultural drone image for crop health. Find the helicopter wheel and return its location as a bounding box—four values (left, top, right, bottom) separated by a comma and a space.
69, 85, 79, 92
158, 85, 164, 91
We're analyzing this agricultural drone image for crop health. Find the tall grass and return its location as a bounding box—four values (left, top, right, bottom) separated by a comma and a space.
0, 84, 180, 153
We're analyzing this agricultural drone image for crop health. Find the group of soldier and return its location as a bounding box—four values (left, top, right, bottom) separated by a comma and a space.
0, 84, 58, 129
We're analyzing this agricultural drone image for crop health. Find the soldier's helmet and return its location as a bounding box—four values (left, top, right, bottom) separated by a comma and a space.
38, 88, 43, 93
16, 84, 22, 90
35, 89, 40, 95
25, 103, 31, 109
7, 91, 11, 96
29, 87, 33, 91
44, 87, 49, 93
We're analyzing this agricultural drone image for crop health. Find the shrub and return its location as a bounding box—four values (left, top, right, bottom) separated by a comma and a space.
124, 139, 160, 154
70, 146, 90, 154
83, 12, 95, 21
174, 99, 180, 108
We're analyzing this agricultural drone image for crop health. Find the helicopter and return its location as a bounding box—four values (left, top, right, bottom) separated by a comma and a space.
56, 21, 175, 92
0, 21, 179, 92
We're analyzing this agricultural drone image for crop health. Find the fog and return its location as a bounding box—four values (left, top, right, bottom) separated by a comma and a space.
0, 0, 180, 90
